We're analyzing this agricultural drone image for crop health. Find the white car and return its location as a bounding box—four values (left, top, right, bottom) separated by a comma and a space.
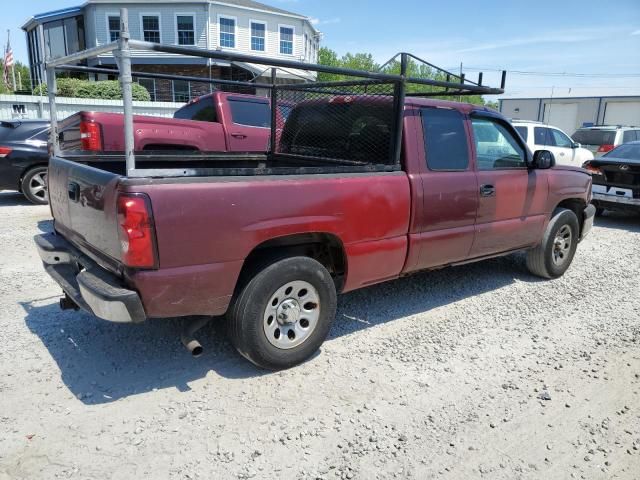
512, 121, 594, 167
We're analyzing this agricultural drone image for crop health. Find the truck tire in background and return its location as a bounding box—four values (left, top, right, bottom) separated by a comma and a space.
226, 256, 337, 370
21, 166, 49, 205
526, 208, 580, 279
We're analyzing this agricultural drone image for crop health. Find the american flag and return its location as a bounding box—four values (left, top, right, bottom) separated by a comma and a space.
3, 36, 13, 89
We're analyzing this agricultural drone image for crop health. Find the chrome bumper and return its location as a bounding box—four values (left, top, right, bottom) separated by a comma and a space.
593, 192, 640, 207
34, 232, 146, 323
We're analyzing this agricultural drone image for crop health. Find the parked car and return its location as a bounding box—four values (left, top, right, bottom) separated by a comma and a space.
0, 119, 50, 204
59, 92, 290, 153
36, 95, 595, 370
512, 120, 593, 167
572, 125, 640, 157
583, 141, 640, 215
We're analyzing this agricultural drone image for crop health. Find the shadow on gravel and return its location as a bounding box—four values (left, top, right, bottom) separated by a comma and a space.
22, 300, 266, 405
22, 252, 538, 404
332, 253, 539, 339
594, 211, 640, 233
0, 192, 31, 207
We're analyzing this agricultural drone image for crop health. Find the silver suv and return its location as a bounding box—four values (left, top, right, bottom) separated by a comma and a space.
571, 125, 640, 157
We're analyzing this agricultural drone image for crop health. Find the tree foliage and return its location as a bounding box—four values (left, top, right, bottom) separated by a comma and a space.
0, 61, 31, 93
317, 47, 495, 107
33, 78, 151, 101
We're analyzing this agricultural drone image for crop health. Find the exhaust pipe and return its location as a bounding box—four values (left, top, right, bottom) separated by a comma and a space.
60, 294, 80, 311
180, 316, 210, 358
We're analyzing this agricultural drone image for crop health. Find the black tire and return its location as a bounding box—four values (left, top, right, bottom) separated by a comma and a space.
526, 208, 580, 279
21, 166, 49, 205
226, 256, 337, 370
595, 207, 605, 217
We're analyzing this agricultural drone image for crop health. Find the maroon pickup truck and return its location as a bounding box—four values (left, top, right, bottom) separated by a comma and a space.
59, 91, 288, 153
35, 95, 595, 370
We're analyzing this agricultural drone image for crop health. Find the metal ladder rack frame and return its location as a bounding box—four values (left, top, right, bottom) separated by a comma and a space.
45, 8, 506, 178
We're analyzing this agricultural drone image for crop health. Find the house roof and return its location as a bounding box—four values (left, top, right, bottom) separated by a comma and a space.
213, 0, 301, 17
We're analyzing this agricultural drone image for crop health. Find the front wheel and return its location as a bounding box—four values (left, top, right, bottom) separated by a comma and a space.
21, 166, 49, 205
526, 208, 580, 279
226, 256, 337, 370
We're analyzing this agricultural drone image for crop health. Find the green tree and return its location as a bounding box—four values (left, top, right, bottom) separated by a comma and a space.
0, 60, 31, 93
317, 48, 495, 106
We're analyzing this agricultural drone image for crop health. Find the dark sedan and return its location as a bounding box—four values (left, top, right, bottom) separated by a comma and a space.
0, 119, 50, 204
583, 141, 640, 215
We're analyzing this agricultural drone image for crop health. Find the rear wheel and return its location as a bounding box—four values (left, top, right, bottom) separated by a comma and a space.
21, 166, 49, 205
595, 207, 605, 216
226, 256, 337, 370
526, 208, 580, 279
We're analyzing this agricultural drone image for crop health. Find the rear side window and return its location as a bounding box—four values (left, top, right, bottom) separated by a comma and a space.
174, 98, 218, 122
623, 130, 638, 143
514, 126, 528, 142
421, 108, 469, 171
534, 127, 554, 146
0, 122, 49, 141
228, 98, 271, 128
572, 129, 616, 146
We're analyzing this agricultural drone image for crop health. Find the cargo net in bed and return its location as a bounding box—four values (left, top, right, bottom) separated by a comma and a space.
272, 81, 398, 166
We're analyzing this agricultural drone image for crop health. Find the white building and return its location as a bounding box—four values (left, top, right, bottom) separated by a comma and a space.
23, 0, 321, 101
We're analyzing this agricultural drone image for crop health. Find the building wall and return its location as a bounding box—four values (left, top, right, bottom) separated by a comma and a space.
500, 96, 640, 134
208, 4, 314, 62
0, 94, 183, 120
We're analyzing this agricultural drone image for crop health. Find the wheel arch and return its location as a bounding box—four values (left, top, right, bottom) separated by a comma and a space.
236, 232, 348, 294
553, 198, 587, 233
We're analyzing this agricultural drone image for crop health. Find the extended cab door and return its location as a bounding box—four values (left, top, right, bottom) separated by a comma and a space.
470, 114, 549, 257
408, 107, 479, 271
222, 96, 272, 152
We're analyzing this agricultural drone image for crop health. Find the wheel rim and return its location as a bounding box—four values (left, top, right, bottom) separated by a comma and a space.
263, 280, 320, 350
552, 225, 572, 266
28, 171, 48, 202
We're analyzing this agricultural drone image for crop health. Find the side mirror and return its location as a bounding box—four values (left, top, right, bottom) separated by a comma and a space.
572, 142, 582, 149
532, 150, 555, 169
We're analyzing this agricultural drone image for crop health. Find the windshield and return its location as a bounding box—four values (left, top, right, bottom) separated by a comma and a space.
604, 143, 640, 160
572, 129, 616, 145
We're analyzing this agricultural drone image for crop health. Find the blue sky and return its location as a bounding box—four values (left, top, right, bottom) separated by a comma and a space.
3, 0, 640, 98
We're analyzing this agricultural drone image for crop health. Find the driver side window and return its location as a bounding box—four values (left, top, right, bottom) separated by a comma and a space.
471, 118, 526, 170
550, 129, 573, 148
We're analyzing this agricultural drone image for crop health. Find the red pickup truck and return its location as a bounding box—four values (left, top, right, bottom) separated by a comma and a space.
36, 95, 595, 370
59, 92, 287, 153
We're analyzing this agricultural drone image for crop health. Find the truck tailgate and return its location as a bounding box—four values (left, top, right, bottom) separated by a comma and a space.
48, 156, 123, 267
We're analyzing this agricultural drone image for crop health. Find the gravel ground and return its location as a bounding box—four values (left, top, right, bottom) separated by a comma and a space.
0, 190, 639, 480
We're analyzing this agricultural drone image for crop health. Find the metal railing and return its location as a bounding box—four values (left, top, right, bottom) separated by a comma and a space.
45, 8, 506, 177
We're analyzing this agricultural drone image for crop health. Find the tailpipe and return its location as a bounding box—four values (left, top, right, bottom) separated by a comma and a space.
60, 294, 80, 311
180, 316, 210, 358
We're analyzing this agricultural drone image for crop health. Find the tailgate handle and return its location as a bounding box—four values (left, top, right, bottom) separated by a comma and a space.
68, 182, 80, 202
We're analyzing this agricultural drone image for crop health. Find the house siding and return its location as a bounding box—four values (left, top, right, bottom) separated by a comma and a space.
209, 4, 309, 61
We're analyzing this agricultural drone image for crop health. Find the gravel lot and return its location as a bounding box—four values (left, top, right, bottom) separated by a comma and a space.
0, 190, 639, 480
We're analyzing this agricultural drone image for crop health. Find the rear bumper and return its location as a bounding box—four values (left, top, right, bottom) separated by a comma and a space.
34, 232, 146, 323
593, 192, 640, 208
581, 204, 596, 240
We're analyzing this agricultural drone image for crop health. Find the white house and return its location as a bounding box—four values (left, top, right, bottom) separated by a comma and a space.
22, 0, 321, 101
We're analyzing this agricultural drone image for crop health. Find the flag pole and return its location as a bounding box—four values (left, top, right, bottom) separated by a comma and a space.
8, 30, 16, 90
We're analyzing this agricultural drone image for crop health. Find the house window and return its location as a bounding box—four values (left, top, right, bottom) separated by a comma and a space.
279, 26, 294, 55
138, 78, 156, 101
219, 17, 235, 48
251, 22, 265, 51
108, 15, 120, 42
176, 15, 195, 45
173, 80, 191, 102
142, 15, 161, 43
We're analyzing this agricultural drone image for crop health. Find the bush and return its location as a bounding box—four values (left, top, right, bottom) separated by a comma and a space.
33, 78, 151, 101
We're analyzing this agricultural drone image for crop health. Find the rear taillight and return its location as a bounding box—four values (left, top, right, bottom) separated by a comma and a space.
0, 146, 12, 157
117, 193, 157, 269
583, 162, 603, 175
597, 144, 615, 153
80, 121, 102, 151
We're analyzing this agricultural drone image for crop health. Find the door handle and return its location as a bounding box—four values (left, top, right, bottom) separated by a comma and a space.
480, 184, 496, 197
68, 182, 80, 202
231, 133, 247, 139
